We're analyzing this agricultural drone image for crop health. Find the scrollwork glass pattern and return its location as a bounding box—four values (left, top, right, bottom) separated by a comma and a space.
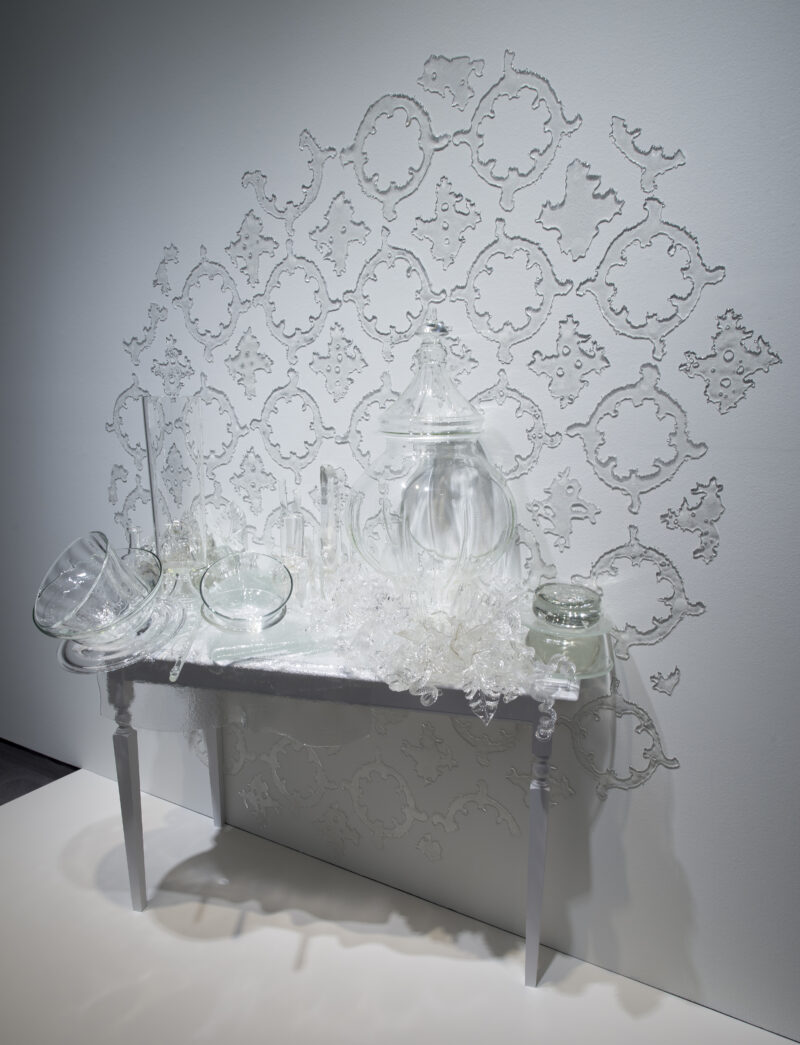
106, 49, 781, 796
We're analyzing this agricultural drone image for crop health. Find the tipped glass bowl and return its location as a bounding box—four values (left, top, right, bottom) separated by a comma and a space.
33, 532, 184, 672
33, 532, 164, 646
200, 552, 293, 632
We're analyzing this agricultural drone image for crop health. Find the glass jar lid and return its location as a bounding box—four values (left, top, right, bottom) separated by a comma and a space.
380, 312, 484, 438
533, 582, 602, 628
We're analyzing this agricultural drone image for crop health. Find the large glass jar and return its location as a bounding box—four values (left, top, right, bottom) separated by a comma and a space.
348, 316, 516, 604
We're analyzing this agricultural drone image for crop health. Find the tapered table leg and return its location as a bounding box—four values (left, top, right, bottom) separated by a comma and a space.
525, 731, 552, 986
105, 672, 147, 911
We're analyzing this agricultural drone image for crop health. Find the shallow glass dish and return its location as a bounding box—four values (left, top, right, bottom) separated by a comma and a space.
200, 552, 293, 632
34, 535, 165, 645
58, 597, 185, 673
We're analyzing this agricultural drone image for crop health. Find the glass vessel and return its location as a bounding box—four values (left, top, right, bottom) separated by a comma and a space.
348, 315, 516, 603
525, 582, 613, 679
33, 531, 150, 640
33, 530, 186, 673
200, 551, 293, 632
142, 393, 208, 577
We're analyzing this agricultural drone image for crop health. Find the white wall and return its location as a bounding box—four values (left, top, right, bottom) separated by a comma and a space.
2, 0, 799, 1038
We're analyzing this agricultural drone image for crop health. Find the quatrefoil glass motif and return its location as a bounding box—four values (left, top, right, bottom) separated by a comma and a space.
452, 50, 581, 211
578, 199, 724, 359
344, 229, 445, 359
342, 95, 449, 220
567, 364, 707, 512
452, 219, 571, 365
173, 248, 247, 362
251, 371, 336, 484
255, 246, 341, 366
579, 525, 705, 658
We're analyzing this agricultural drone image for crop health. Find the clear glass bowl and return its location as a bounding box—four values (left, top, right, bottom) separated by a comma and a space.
33, 533, 164, 645
200, 552, 293, 632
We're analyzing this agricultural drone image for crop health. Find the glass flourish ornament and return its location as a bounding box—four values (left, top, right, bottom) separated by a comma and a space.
307, 556, 579, 726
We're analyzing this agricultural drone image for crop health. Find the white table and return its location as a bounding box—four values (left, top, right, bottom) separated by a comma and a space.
102, 643, 566, 987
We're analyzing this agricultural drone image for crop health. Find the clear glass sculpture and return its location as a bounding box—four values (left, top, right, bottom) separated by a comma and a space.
348, 314, 516, 606
525, 582, 613, 679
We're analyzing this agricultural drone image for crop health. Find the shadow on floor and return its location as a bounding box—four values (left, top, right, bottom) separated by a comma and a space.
144, 820, 526, 968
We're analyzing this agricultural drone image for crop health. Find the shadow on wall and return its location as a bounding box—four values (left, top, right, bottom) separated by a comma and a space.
543, 662, 700, 1008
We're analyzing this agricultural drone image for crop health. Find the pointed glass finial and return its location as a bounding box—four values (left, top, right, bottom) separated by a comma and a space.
380, 308, 483, 437
422, 306, 448, 335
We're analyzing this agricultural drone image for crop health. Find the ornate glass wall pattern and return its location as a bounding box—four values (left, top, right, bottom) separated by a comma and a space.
106, 50, 780, 802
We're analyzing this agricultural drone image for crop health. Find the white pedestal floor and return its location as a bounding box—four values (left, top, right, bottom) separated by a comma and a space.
0, 771, 785, 1045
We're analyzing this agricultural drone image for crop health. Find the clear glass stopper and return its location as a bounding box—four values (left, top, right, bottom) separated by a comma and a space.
380, 309, 483, 438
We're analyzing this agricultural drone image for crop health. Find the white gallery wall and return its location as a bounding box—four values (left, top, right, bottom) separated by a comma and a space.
2, 0, 799, 1039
